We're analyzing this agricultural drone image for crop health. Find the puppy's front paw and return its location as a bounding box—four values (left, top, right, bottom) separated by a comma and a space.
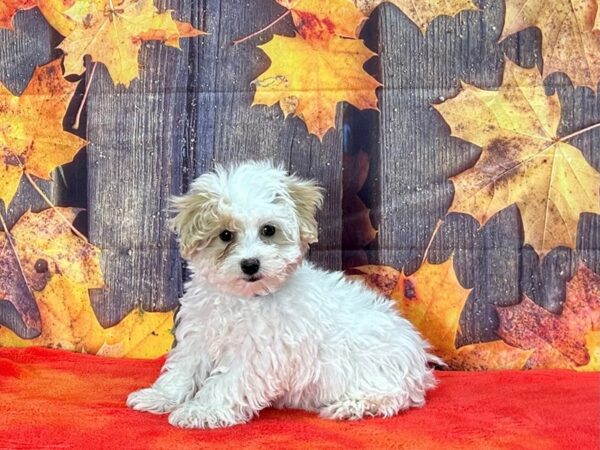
127, 388, 179, 414
168, 402, 244, 429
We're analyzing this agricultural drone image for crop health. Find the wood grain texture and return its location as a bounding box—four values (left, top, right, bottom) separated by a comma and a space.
369, 0, 600, 346
86, 0, 195, 327
190, 0, 343, 269
0, 10, 55, 337
2, 0, 598, 349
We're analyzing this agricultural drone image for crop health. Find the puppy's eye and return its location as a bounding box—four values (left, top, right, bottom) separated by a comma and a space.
261, 225, 276, 237
219, 230, 234, 242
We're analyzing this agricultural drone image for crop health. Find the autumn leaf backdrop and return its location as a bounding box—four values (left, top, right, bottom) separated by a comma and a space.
0, 0, 599, 370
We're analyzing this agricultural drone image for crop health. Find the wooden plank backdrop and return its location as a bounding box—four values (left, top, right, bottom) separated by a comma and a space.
0, 0, 599, 350
369, 0, 600, 346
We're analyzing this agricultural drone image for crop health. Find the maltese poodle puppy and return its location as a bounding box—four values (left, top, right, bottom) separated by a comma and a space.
127, 161, 440, 428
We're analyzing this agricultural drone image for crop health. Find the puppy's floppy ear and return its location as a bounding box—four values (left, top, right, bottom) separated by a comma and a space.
285, 174, 324, 244
169, 189, 217, 259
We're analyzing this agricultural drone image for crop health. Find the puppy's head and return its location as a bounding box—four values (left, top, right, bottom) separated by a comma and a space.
170, 161, 323, 297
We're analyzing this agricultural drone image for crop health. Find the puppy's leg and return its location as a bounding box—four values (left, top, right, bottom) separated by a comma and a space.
127, 342, 210, 414
317, 369, 433, 420
317, 363, 435, 420
316, 326, 437, 420
168, 359, 277, 429
318, 394, 413, 420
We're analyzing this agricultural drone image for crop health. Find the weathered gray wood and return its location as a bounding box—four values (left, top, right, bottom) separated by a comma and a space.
372, 0, 510, 344
0, 9, 55, 337
86, 0, 195, 327
3, 0, 597, 351
191, 0, 343, 270
369, 0, 600, 346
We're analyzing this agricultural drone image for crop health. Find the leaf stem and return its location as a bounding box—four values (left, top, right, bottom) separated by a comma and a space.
558, 121, 600, 143
73, 62, 97, 131
24, 172, 87, 241
420, 219, 444, 267
232, 9, 291, 45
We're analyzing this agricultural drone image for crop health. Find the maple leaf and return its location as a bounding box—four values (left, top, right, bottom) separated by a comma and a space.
501, 0, 600, 89
0, 59, 86, 208
0, 0, 36, 29
254, 34, 380, 139
37, 0, 76, 35
36, 0, 200, 43
353, 0, 476, 32
434, 60, 600, 257
10, 208, 103, 288
497, 264, 600, 369
58, 0, 203, 87
276, 0, 366, 41
0, 233, 40, 329
351, 260, 532, 370
0, 208, 174, 358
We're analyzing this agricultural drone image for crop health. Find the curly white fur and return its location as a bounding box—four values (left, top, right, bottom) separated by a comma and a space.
127, 161, 440, 429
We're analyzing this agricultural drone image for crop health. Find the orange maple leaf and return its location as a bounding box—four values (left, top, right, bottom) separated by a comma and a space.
276, 0, 366, 40
0, 208, 174, 359
0, 0, 36, 29
351, 260, 532, 370
434, 60, 600, 257
501, 0, 600, 89
497, 264, 600, 369
58, 0, 203, 87
254, 34, 380, 139
0, 59, 86, 208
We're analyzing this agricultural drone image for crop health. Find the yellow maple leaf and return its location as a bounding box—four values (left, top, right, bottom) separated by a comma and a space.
501, 0, 600, 89
577, 331, 600, 371
10, 208, 103, 288
0, 208, 174, 359
35, 0, 200, 48
354, 0, 476, 32
434, 60, 600, 257
0, 277, 174, 358
58, 0, 203, 87
352, 260, 532, 370
37, 0, 76, 35
276, 0, 366, 40
254, 34, 380, 139
0, 59, 86, 208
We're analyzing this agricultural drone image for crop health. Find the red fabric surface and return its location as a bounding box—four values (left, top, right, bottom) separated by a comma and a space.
0, 347, 598, 449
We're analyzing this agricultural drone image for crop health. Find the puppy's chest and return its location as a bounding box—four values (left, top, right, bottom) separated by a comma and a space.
197, 300, 300, 354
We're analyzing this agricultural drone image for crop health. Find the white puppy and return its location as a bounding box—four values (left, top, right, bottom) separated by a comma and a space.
127, 161, 440, 428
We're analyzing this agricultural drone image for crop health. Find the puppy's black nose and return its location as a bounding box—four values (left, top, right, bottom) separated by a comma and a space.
241, 258, 260, 275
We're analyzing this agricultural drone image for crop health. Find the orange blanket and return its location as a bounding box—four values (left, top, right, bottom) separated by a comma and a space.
0, 347, 598, 449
